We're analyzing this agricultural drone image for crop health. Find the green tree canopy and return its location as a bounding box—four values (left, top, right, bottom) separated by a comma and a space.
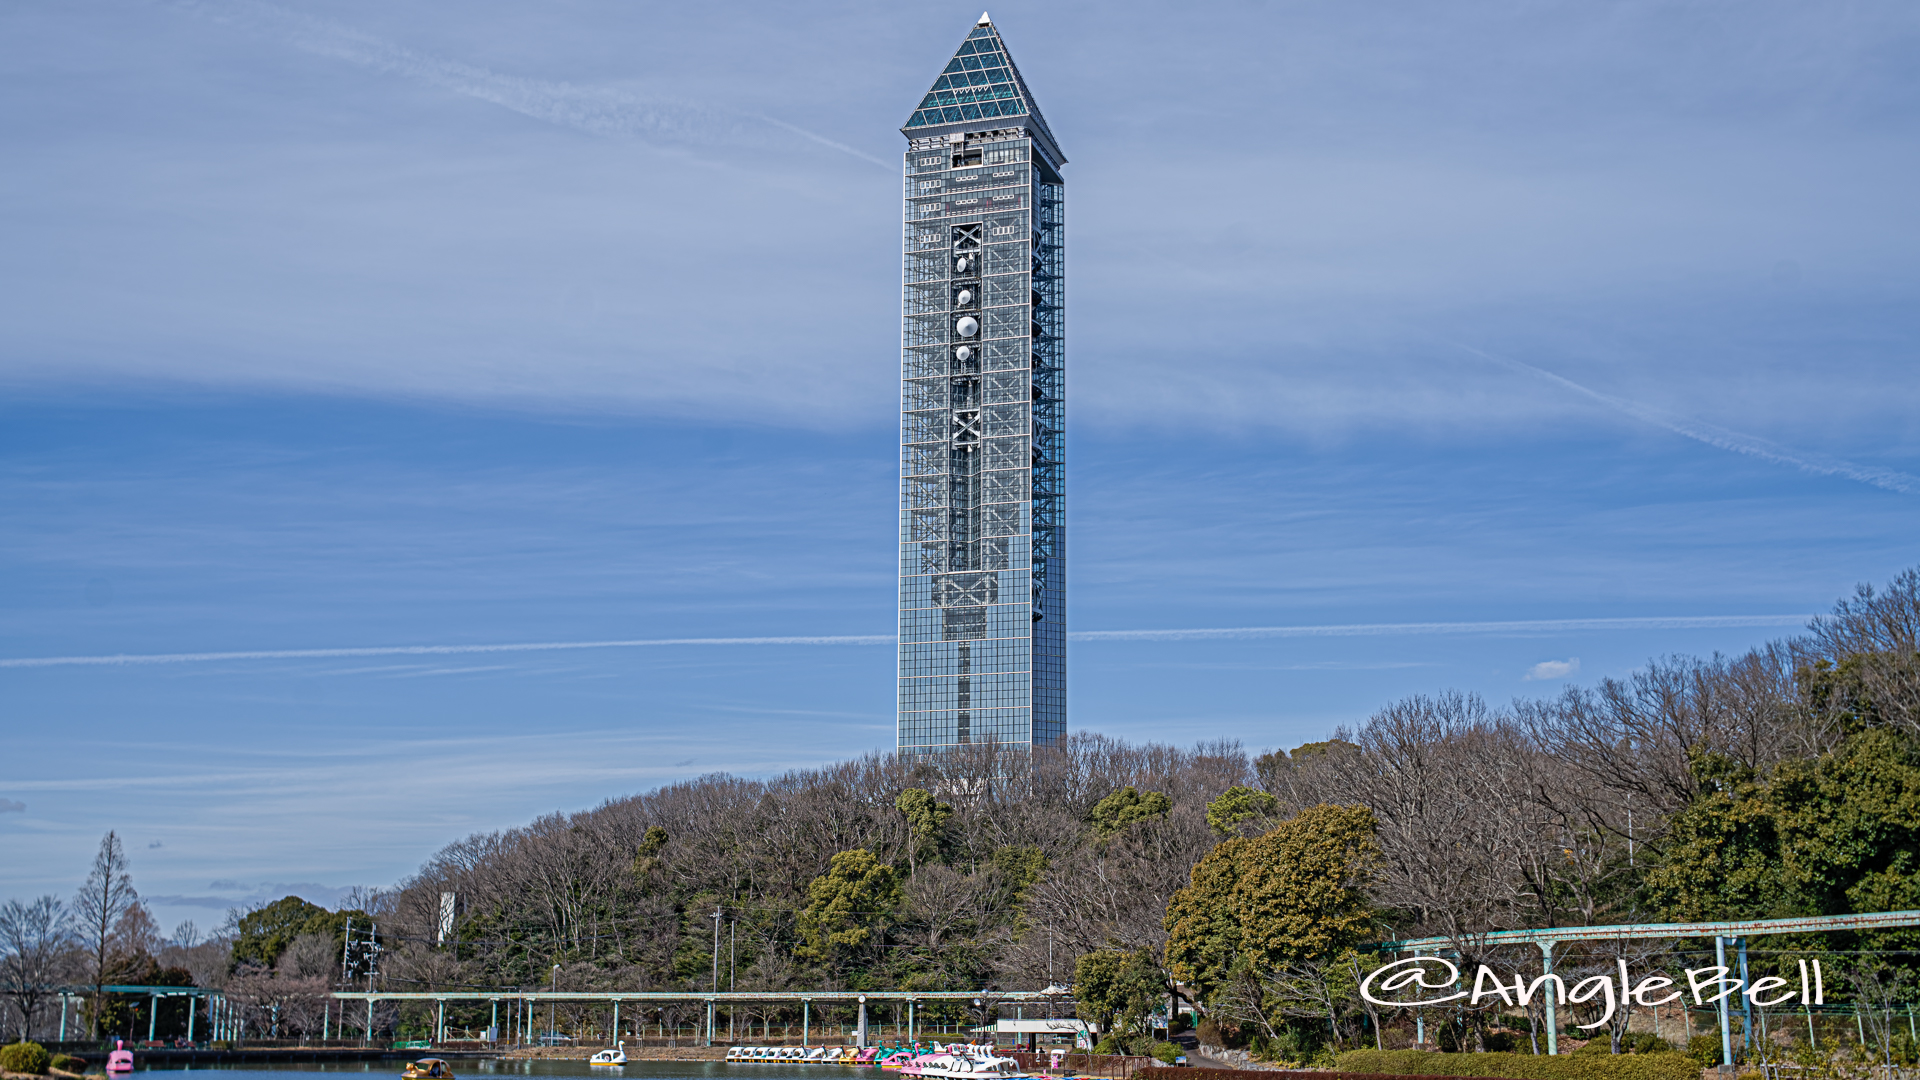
1088, 787, 1172, 842
1205, 785, 1281, 837
1164, 803, 1380, 1004
1073, 947, 1164, 1037
632, 826, 669, 879
796, 849, 904, 974
1645, 726, 1920, 925
232, 896, 369, 970
895, 788, 953, 876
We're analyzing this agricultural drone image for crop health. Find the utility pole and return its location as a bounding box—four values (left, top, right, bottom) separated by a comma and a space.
551, 964, 561, 1044
728, 919, 737, 1041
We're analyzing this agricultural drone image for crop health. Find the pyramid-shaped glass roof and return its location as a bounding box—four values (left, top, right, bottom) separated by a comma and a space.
901, 18, 1063, 162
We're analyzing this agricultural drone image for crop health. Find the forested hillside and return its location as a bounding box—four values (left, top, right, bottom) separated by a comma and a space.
356, 571, 1920, 1043
9, 570, 1918, 1057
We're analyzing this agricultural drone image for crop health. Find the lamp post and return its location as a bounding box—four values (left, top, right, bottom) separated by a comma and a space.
709, 910, 722, 1046
550, 964, 561, 1044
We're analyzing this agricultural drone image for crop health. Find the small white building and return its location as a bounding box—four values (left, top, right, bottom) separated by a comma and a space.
971, 1018, 1097, 1051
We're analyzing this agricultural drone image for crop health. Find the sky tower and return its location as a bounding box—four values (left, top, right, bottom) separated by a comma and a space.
896, 14, 1065, 761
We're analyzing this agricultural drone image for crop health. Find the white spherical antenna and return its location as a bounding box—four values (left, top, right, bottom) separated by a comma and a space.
955, 316, 979, 338
956, 289, 974, 306
955, 345, 974, 362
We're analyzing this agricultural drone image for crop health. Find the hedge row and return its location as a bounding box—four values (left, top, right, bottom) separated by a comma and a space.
1140, 1069, 1515, 1080
1334, 1049, 1701, 1080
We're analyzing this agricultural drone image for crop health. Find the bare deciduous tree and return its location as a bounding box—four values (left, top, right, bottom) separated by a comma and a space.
71, 831, 138, 1036
0, 895, 74, 1041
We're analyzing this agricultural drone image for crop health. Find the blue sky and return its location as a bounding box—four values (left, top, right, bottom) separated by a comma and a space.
3, 0, 1918, 933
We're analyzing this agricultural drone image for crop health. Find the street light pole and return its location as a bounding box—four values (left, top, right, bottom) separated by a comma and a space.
710, 910, 722, 1047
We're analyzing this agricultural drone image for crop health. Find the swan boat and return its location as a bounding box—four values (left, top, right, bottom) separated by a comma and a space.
898, 1046, 1034, 1079
590, 1042, 629, 1066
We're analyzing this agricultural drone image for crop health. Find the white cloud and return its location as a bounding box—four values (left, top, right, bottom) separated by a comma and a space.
1525, 658, 1581, 681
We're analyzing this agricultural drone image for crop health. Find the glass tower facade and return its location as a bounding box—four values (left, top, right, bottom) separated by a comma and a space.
897, 16, 1065, 761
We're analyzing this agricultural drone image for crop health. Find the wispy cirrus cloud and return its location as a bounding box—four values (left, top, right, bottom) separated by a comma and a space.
165, 0, 891, 168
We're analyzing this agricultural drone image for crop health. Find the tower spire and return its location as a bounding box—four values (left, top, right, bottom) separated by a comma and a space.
900, 16, 1064, 166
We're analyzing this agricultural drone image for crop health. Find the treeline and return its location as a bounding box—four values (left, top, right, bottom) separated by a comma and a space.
7, 570, 1918, 1057
363, 569, 1920, 1055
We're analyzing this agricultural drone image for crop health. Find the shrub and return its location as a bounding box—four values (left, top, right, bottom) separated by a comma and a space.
1093, 1036, 1122, 1056
1256, 1027, 1325, 1065
1334, 1047, 1702, 1080
1, 1042, 51, 1075
1151, 1042, 1181, 1064
1198, 1018, 1251, 1049
1687, 1036, 1722, 1067
49, 1055, 85, 1073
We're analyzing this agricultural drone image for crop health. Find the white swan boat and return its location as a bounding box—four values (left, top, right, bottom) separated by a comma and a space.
899, 1046, 1032, 1079
590, 1042, 628, 1066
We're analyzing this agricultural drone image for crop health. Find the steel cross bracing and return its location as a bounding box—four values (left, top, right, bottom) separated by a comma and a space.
1374, 909, 1920, 953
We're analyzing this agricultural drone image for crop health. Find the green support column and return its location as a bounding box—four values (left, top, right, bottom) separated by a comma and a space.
1737, 939, 1752, 1050
1716, 937, 1734, 1070
1539, 942, 1558, 1055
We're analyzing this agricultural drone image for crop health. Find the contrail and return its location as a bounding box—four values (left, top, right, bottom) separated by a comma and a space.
1, 615, 1812, 669
0, 635, 892, 669
1460, 345, 1920, 495
1072, 614, 1813, 641
166, 0, 892, 169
